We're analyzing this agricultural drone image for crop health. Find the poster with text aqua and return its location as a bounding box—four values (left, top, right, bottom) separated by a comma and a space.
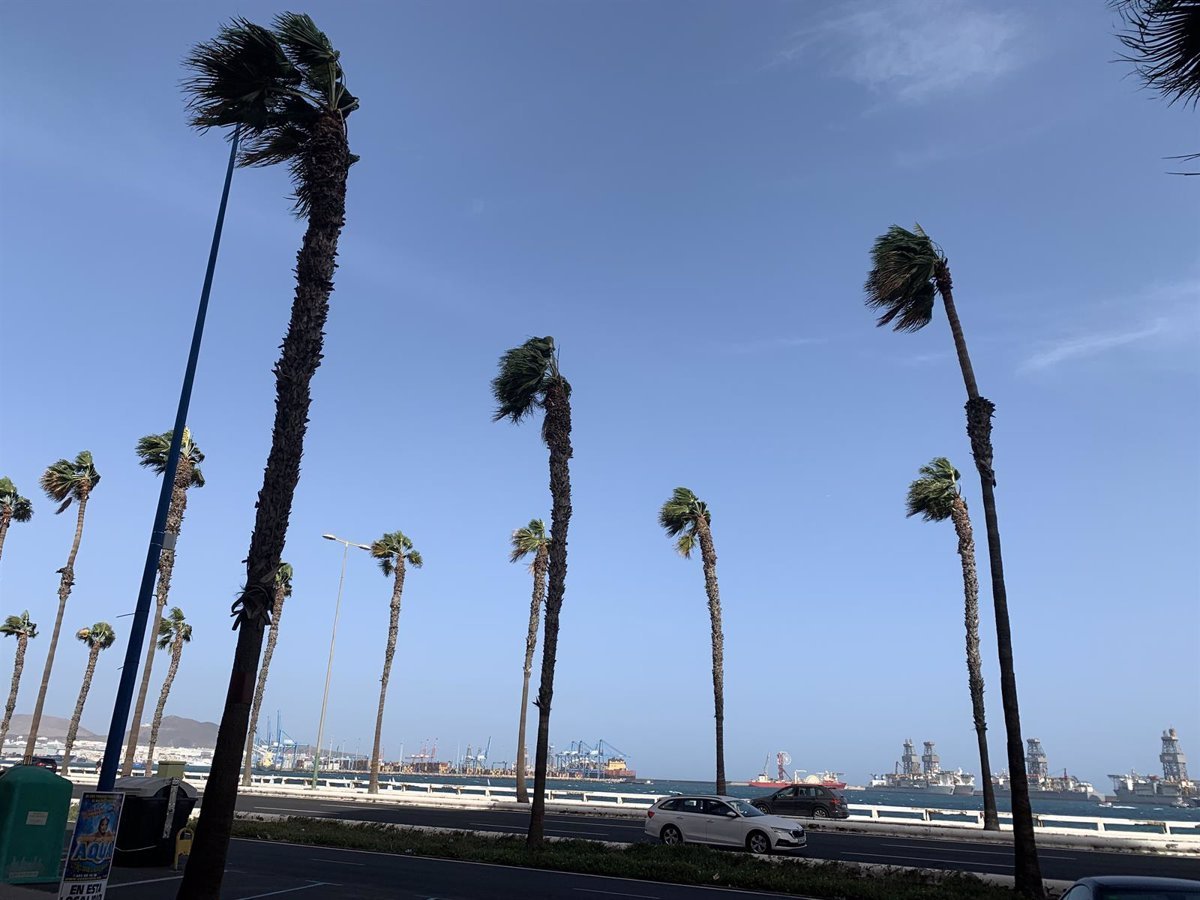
59, 792, 124, 900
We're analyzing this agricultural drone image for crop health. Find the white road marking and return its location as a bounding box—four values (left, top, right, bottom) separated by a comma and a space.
843, 851, 1013, 868
880, 843, 1075, 860
110, 876, 183, 889
314, 858, 365, 866
237, 882, 335, 899
574, 889, 660, 898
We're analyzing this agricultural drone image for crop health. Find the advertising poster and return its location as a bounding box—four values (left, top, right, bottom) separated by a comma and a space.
58, 792, 124, 900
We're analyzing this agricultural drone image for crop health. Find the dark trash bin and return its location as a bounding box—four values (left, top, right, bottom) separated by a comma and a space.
112, 776, 198, 867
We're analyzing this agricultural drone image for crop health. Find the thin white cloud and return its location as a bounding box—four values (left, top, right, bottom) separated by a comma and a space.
1021, 320, 1169, 372
1020, 280, 1200, 373
773, 0, 1026, 103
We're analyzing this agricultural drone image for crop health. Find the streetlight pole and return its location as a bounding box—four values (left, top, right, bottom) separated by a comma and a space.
312, 533, 370, 789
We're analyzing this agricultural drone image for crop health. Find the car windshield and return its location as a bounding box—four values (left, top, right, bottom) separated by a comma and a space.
1100, 892, 1200, 900
729, 799, 764, 817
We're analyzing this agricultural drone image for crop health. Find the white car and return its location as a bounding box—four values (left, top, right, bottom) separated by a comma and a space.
644, 794, 807, 854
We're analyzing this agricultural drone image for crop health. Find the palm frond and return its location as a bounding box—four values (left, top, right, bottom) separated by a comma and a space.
905, 457, 962, 522
0, 477, 33, 522
406, 549, 424, 569
40, 451, 100, 512
658, 487, 709, 538
1113, 0, 1200, 107
675, 531, 697, 559
372, 531, 418, 575
2, 611, 38, 638
491, 337, 557, 423
509, 519, 549, 563
135, 430, 205, 484
157, 607, 191, 648
864, 224, 943, 333
183, 18, 301, 133
274, 12, 342, 104
76, 622, 117, 650
276, 562, 294, 598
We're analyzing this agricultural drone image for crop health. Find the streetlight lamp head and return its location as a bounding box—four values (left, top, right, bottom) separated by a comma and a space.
355, 543, 373, 551
322, 534, 337, 541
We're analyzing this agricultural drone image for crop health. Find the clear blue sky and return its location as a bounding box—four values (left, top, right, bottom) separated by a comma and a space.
1, 1, 1196, 788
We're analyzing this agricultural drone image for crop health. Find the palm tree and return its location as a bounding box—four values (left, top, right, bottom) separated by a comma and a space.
1112, 0, 1200, 173
122, 429, 205, 777
145, 608, 192, 772
178, 15, 358, 894
24, 451, 100, 760
0, 477, 33, 565
368, 533, 422, 795
509, 519, 550, 804
907, 458, 999, 831
0, 612, 38, 756
865, 225, 1043, 897
658, 487, 728, 796
243, 562, 293, 787
62, 622, 117, 768
491, 336, 573, 846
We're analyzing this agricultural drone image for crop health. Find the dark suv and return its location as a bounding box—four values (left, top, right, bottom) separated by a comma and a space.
752, 784, 849, 819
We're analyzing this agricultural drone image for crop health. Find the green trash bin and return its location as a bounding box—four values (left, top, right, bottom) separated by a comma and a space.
0, 764, 74, 884
156, 760, 186, 780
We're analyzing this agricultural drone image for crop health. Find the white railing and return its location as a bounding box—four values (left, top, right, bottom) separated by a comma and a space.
846, 804, 1200, 838
71, 769, 1200, 842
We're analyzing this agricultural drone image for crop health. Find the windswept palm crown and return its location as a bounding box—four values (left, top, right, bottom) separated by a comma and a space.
905, 458, 963, 522
76, 622, 116, 651
184, 13, 359, 214
371, 532, 423, 574
0, 478, 33, 523
1113, 0, 1200, 106
2, 613, 38, 639
864, 225, 946, 333
136, 430, 206, 487
276, 561, 295, 597
40, 452, 100, 514
510, 519, 549, 564
491, 337, 568, 436
157, 608, 193, 650
658, 488, 712, 558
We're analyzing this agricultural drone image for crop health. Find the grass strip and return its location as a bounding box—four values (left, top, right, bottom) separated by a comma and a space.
230, 816, 1015, 899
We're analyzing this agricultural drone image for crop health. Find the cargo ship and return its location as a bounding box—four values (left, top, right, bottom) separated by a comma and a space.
870, 739, 975, 796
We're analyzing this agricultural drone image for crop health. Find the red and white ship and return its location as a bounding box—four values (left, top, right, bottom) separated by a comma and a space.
748, 752, 846, 790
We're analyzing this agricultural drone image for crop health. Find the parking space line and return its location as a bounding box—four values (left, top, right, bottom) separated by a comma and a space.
842, 851, 1013, 868
237, 882, 335, 899
574, 889, 660, 898
109, 876, 184, 889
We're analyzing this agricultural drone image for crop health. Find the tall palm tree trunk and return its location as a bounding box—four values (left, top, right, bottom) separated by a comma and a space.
0, 508, 12, 563
24, 492, 89, 761
528, 380, 572, 847
949, 496, 999, 831
938, 270, 1043, 897
243, 585, 286, 787
123, 458, 193, 776
180, 113, 350, 899
694, 518, 726, 795
369, 567, 404, 794
146, 640, 183, 772
62, 645, 101, 767
0, 634, 28, 755
515, 551, 547, 804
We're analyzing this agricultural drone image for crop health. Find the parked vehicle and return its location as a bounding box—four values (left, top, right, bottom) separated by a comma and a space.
752, 783, 849, 819
644, 794, 806, 854
1059, 875, 1200, 899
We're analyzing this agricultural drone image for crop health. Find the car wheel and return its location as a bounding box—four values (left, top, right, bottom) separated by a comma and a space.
746, 830, 771, 855
752, 803, 770, 814
812, 807, 829, 819
660, 825, 683, 846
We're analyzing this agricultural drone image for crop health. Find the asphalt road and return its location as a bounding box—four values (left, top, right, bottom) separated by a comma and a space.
230, 795, 1200, 882
14, 836, 816, 900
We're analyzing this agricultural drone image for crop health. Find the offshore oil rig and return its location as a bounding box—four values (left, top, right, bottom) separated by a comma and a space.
1108, 727, 1197, 807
